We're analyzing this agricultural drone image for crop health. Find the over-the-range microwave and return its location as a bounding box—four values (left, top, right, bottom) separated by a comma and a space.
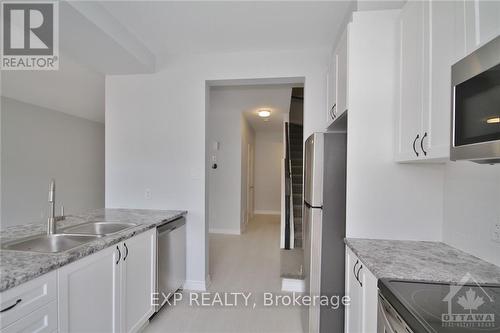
451, 35, 500, 164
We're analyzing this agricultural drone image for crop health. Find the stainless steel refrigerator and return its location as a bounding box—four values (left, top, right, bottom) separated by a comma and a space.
302, 132, 347, 333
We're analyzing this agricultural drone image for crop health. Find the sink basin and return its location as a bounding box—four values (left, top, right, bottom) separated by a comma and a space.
62, 222, 138, 236
1, 234, 100, 253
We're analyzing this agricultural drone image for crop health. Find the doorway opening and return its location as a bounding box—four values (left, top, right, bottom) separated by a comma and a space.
205, 80, 304, 295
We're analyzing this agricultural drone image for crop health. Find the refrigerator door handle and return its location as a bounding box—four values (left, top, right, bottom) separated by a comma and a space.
304, 200, 323, 210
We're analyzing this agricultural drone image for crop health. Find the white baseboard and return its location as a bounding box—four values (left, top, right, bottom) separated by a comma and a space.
281, 278, 305, 293
254, 210, 281, 216
183, 279, 207, 291
209, 228, 241, 235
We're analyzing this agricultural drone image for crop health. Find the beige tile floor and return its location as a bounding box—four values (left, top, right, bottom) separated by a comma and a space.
144, 215, 303, 333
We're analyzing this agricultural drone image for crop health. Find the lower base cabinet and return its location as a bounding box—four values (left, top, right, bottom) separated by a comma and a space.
0, 271, 58, 333
58, 228, 156, 333
345, 247, 378, 333
58, 244, 121, 332
121, 229, 157, 333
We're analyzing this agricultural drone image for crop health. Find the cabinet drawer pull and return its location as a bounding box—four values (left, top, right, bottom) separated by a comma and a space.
356, 265, 363, 287
0, 299, 22, 313
420, 132, 428, 156
116, 246, 121, 265
123, 243, 129, 261
412, 134, 420, 157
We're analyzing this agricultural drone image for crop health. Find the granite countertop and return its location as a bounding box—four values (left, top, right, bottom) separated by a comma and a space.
0, 209, 187, 292
345, 238, 500, 284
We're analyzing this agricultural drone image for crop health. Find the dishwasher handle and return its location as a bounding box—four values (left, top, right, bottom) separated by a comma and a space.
157, 217, 185, 234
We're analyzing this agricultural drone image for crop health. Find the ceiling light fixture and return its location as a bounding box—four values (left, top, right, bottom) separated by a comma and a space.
486, 116, 500, 124
258, 110, 271, 118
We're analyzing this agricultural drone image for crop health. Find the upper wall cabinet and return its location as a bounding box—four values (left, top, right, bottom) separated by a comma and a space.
326, 24, 350, 129
454, 0, 500, 60
396, 0, 455, 162
396, 0, 500, 163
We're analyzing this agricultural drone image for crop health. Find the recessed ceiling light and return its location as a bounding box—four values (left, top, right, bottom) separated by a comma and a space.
258, 110, 271, 118
486, 116, 500, 124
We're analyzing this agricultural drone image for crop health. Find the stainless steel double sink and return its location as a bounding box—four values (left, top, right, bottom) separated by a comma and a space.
1, 222, 138, 253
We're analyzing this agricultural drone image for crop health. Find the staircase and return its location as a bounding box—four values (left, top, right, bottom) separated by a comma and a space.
289, 123, 303, 248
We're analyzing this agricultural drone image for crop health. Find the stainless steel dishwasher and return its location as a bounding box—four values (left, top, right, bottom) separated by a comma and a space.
155, 217, 186, 313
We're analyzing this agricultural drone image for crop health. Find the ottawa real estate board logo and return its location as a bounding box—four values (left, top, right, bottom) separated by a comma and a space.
442, 273, 497, 329
1, 1, 59, 70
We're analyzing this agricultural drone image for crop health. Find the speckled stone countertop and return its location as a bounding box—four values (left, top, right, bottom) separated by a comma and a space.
0, 209, 187, 292
345, 238, 500, 284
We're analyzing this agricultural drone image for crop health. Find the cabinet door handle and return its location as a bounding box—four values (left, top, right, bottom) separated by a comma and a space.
356, 264, 363, 287
116, 246, 121, 265
420, 132, 428, 156
412, 134, 420, 157
0, 299, 22, 313
123, 243, 129, 261
330, 104, 337, 120
353, 259, 359, 279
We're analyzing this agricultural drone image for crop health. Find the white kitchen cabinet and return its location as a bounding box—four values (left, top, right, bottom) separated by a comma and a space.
58, 228, 156, 333
325, 23, 350, 129
58, 244, 121, 333
326, 53, 337, 126
396, 0, 425, 161
0, 271, 57, 330
336, 26, 349, 120
345, 247, 378, 333
454, 0, 500, 60
396, 0, 455, 162
1, 301, 58, 333
121, 229, 156, 333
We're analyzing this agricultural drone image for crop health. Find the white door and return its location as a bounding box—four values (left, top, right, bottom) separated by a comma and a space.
336, 26, 349, 118
345, 249, 361, 333
121, 229, 156, 333
424, 0, 455, 159
359, 265, 379, 333
247, 143, 254, 225
121, 229, 156, 332
397, 0, 425, 161
326, 52, 337, 124
58, 245, 121, 333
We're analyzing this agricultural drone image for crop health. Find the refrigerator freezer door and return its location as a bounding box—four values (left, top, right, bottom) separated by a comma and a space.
302, 203, 323, 333
304, 133, 324, 207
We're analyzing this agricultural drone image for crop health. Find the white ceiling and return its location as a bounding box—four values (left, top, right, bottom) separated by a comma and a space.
2, 1, 355, 123
99, 1, 355, 61
210, 85, 295, 133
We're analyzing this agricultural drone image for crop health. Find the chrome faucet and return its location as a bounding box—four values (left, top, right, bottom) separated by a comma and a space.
47, 179, 65, 234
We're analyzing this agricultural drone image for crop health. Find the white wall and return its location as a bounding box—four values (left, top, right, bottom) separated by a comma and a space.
1, 97, 105, 229
205, 89, 253, 235
346, 10, 444, 241
106, 49, 328, 288
240, 117, 255, 231
442, 162, 500, 266
254, 131, 283, 215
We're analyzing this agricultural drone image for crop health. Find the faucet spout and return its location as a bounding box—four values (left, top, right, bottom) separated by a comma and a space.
47, 179, 56, 234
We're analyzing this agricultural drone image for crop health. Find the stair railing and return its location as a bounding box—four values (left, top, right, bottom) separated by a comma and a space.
283, 123, 295, 249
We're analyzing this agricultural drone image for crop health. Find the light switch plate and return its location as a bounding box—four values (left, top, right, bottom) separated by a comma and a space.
492, 223, 500, 243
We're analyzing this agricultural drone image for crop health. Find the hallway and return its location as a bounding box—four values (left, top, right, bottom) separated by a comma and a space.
146, 215, 303, 333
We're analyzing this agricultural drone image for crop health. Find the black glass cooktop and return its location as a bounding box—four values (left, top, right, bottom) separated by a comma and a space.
379, 279, 500, 333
